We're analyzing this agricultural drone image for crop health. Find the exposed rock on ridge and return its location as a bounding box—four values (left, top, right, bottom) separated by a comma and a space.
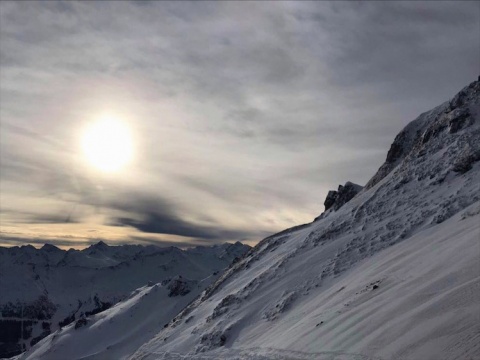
323, 182, 363, 212
366, 78, 480, 189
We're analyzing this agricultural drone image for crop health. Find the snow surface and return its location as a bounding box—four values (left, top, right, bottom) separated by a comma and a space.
132, 209, 479, 360
13, 79, 480, 359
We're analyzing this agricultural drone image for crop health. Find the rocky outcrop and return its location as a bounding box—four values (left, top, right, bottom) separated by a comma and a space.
366, 78, 480, 190
323, 182, 363, 212
167, 276, 194, 297
452, 146, 480, 174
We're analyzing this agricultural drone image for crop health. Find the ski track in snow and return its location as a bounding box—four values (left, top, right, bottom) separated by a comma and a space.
131, 347, 385, 360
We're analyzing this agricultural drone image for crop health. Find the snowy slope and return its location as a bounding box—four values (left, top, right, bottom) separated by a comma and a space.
16, 79, 480, 360
13, 277, 217, 360
134, 210, 480, 360
128, 79, 480, 360
0, 242, 249, 358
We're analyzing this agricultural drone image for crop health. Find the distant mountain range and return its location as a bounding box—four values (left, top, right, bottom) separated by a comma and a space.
0, 241, 250, 358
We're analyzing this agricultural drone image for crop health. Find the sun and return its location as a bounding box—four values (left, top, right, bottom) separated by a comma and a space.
81, 116, 133, 173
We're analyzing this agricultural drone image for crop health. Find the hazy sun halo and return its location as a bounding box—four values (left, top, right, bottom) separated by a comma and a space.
81, 117, 133, 172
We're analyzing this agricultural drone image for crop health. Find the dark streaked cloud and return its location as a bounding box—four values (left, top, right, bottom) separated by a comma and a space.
0, 1, 478, 247
113, 214, 265, 241
127, 236, 225, 249
105, 192, 264, 240
1, 209, 79, 225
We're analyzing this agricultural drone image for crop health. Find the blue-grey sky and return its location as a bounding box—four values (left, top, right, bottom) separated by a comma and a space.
0, 1, 478, 248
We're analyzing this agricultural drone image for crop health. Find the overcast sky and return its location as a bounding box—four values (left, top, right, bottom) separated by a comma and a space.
0, 1, 478, 249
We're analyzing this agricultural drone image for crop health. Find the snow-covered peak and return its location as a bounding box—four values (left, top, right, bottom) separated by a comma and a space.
40, 244, 61, 253
86, 240, 109, 250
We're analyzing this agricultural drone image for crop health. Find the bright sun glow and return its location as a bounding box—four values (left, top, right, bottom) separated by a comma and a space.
81, 117, 133, 172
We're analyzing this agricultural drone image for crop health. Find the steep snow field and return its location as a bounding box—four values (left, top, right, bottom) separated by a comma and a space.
14, 80, 480, 360
131, 208, 479, 360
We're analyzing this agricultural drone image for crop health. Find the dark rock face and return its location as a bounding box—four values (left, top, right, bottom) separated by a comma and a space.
323, 191, 338, 212
452, 147, 480, 174
386, 131, 409, 163
74, 317, 88, 330
198, 330, 228, 352
324, 182, 363, 212
447, 108, 472, 134
365, 124, 421, 190
167, 276, 193, 297
207, 294, 240, 322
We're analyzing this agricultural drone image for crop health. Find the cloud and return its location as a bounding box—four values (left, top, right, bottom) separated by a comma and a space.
0, 1, 478, 247
106, 191, 268, 241
0, 234, 198, 250
127, 235, 220, 249
112, 214, 264, 241
1, 209, 79, 224
0, 234, 109, 249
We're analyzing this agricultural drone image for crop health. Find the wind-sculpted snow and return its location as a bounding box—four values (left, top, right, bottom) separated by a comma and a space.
18, 79, 480, 360
131, 347, 387, 359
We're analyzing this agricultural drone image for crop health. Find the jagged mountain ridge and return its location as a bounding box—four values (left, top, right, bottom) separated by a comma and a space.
0, 241, 250, 358
16, 79, 480, 360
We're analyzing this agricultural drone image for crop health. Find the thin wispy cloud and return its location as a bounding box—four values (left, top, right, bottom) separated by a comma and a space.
1, 1, 478, 248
